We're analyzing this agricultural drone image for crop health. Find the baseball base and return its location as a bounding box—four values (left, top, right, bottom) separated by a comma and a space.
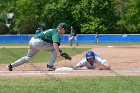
55, 67, 73, 71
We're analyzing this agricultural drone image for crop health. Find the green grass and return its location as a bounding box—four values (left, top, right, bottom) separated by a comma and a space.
0, 45, 140, 93
0, 48, 90, 64
0, 77, 140, 93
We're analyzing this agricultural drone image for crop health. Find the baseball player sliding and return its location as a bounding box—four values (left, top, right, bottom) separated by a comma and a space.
73, 50, 111, 70
7, 22, 71, 71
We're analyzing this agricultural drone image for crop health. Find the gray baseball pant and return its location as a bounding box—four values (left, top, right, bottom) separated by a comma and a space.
11, 37, 57, 67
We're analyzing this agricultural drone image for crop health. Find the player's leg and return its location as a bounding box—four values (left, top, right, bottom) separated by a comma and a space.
31, 38, 57, 71
8, 46, 39, 71
28, 38, 57, 71
39, 43, 57, 71
47, 50, 57, 71
38, 42, 57, 71
69, 36, 74, 46
7, 38, 39, 71
74, 36, 78, 46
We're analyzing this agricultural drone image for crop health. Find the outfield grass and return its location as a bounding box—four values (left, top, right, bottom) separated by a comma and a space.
0, 77, 139, 93
0, 48, 90, 64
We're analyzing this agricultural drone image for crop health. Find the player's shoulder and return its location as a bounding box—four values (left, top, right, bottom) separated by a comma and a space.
46, 29, 54, 31
95, 54, 102, 59
51, 28, 58, 32
80, 58, 88, 64
44, 29, 58, 33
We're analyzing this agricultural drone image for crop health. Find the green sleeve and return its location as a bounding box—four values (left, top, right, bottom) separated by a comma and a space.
52, 30, 60, 44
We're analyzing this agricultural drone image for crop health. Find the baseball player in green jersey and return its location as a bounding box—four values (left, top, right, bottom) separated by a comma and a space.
7, 22, 68, 71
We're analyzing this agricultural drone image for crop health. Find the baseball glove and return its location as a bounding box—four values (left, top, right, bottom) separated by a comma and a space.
60, 52, 72, 60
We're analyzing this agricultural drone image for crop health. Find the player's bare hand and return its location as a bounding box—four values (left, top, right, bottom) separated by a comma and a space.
57, 52, 62, 57
104, 66, 111, 70
100, 66, 111, 70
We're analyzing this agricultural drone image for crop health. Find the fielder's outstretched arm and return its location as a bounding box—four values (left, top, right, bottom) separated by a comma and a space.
53, 42, 61, 57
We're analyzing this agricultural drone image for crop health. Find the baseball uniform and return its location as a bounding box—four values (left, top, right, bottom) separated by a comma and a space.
74, 54, 108, 69
10, 29, 60, 68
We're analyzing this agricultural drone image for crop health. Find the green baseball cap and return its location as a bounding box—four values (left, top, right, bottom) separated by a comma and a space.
58, 22, 67, 31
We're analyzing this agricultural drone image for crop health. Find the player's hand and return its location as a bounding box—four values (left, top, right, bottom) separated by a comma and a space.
57, 52, 62, 57
104, 66, 111, 70
103, 64, 111, 70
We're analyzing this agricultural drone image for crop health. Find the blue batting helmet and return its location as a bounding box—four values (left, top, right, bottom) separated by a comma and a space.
86, 51, 95, 59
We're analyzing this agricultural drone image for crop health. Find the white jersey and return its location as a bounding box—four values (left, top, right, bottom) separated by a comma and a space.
76, 54, 108, 69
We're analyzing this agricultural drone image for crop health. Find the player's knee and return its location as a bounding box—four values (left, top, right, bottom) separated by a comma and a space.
24, 56, 32, 62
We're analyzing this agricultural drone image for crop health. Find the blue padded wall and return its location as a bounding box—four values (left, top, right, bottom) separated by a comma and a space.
0, 35, 140, 44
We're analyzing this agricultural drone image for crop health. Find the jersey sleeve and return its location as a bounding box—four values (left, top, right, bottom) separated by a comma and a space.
76, 58, 87, 67
79, 58, 88, 66
73, 58, 87, 70
95, 55, 108, 65
52, 30, 60, 44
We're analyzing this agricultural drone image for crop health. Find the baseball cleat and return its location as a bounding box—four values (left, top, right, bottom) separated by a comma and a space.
7, 64, 13, 71
47, 64, 56, 71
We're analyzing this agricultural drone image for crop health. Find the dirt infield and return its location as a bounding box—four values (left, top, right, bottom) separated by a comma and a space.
0, 45, 140, 77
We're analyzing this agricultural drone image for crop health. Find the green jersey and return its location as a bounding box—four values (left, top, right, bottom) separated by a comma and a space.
34, 29, 61, 45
